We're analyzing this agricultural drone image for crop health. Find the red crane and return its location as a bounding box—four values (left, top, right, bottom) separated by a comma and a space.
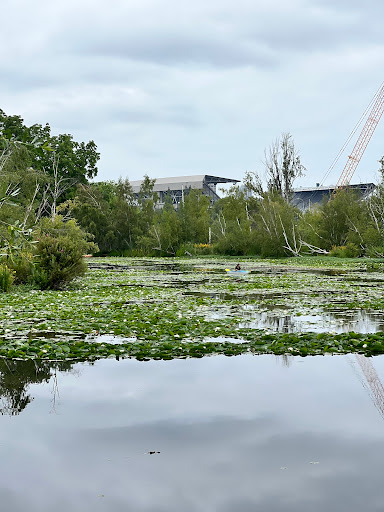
332, 82, 384, 193
355, 354, 384, 420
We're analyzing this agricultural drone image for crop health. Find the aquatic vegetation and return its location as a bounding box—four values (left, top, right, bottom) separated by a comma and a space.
0, 256, 383, 361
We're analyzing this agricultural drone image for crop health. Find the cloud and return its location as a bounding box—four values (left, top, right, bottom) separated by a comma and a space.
47, 0, 383, 70
1, 0, 384, 183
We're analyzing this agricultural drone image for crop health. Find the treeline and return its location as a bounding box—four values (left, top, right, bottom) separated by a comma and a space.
1, 108, 384, 293
66, 177, 384, 259
66, 132, 384, 259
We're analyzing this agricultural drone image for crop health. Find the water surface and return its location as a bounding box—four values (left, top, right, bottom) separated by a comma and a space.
1, 355, 384, 511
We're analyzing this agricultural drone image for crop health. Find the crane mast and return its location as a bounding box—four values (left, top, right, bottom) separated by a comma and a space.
334, 83, 384, 191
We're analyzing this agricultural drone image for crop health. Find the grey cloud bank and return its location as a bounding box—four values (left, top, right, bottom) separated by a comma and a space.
1, 0, 383, 186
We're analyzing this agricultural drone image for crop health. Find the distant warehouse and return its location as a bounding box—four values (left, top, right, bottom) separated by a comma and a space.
292, 183, 376, 210
129, 175, 240, 207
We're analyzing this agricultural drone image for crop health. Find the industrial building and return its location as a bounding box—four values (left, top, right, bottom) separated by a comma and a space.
292, 183, 376, 210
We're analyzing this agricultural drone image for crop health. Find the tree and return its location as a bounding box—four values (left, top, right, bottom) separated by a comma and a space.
139, 193, 181, 255
179, 189, 210, 244
245, 133, 306, 201
69, 179, 140, 254
379, 156, 384, 179
110, 178, 140, 251
137, 175, 158, 237
212, 186, 257, 255
362, 182, 384, 256
37, 133, 99, 183
69, 182, 117, 253
0, 108, 100, 207
296, 188, 366, 255
253, 193, 301, 257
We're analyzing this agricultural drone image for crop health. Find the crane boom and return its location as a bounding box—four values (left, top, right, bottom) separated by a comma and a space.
334, 83, 384, 191
355, 354, 384, 420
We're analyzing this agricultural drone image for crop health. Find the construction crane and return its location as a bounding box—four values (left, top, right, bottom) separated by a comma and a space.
329, 82, 384, 196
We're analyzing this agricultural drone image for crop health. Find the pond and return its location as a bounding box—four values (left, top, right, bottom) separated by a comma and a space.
1, 256, 384, 359
2, 353, 384, 511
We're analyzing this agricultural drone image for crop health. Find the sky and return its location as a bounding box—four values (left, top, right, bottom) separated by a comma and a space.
1, 0, 384, 190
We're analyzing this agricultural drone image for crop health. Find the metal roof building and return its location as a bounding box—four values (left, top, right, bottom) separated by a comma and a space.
292, 183, 376, 210
130, 175, 240, 206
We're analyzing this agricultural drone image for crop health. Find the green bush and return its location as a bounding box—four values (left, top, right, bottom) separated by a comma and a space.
366, 246, 384, 258
0, 263, 15, 292
32, 216, 98, 290
6, 252, 34, 284
193, 243, 214, 255
175, 243, 195, 257
329, 243, 360, 258
214, 233, 249, 256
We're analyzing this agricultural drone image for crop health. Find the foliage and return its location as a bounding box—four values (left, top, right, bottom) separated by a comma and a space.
0, 108, 100, 211
212, 187, 258, 255
32, 216, 98, 289
299, 188, 366, 253
0, 263, 14, 292
329, 243, 360, 258
245, 133, 305, 201
194, 243, 214, 255
137, 175, 158, 236
0, 222, 36, 284
179, 189, 211, 244
138, 194, 181, 255
69, 180, 140, 253
252, 193, 301, 257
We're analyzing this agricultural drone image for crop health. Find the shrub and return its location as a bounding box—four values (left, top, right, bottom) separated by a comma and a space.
194, 243, 214, 255
366, 246, 384, 258
32, 216, 98, 290
175, 243, 195, 257
0, 263, 15, 292
329, 243, 360, 258
0, 223, 35, 283
6, 252, 34, 284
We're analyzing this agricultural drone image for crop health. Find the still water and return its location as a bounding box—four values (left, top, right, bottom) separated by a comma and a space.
1, 354, 384, 511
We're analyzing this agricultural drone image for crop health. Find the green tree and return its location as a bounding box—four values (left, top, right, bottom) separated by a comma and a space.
212, 187, 257, 255
137, 175, 158, 237
69, 182, 117, 253
110, 178, 140, 251
245, 133, 306, 202
139, 193, 181, 255
314, 189, 361, 249
254, 193, 301, 257
0, 109, 99, 207
179, 189, 210, 244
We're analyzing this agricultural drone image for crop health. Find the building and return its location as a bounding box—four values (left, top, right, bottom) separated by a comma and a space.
292, 183, 376, 210
129, 175, 240, 207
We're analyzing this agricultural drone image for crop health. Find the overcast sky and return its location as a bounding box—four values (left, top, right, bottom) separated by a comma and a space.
1, 0, 384, 189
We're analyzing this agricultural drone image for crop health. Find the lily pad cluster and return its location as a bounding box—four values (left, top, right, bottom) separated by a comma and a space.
1, 331, 384, 361
0, 255, 383, 361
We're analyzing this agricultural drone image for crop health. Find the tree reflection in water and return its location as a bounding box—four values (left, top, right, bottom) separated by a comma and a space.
0, 359, 74, 416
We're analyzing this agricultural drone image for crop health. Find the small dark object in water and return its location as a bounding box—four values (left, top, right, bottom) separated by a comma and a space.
148, 451, 161, 455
